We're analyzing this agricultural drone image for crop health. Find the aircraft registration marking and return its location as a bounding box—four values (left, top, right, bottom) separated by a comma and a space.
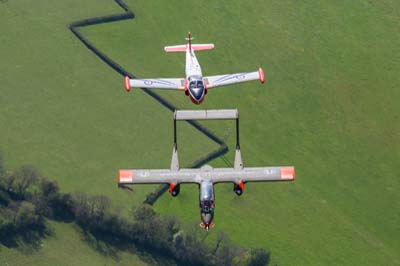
236, 74, 245, 80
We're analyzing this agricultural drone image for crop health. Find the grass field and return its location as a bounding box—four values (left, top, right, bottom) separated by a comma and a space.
0, 0, 218, 265
0, 221, 149, 266
1, 0, 400, 265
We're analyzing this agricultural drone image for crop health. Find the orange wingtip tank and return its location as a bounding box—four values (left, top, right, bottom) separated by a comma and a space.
124, 76, 131, 92
118, 170, 133, 183
280, 167, 295, 180
258, 67, 265, 83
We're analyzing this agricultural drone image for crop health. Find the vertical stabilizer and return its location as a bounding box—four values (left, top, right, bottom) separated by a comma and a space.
234, 148, 243, 170
185, 31, 193, 52
171, 145, 179, 170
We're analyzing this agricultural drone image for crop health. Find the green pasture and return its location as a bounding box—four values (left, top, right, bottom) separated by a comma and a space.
85, 0, 398, 265
0, 0, 218, 208
1, 0, 400, 265
0, 0, 217, 264
0, 221, 147, 266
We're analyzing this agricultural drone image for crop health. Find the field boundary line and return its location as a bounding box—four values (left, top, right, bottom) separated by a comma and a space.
68, 0, 228, 205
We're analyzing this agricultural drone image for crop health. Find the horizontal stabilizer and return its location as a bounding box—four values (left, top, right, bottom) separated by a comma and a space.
164, 44, 187, 52
174, 109, 238, 120
164, 44, 214, 52
191, 44, 214, 51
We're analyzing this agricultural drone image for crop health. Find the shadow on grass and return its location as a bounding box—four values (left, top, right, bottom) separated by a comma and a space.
79, 228, 178, 266
0, 224, 53, 254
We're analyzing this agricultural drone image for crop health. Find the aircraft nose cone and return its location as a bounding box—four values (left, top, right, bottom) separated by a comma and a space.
190, 87, 204, 101
202, 213, 212, 225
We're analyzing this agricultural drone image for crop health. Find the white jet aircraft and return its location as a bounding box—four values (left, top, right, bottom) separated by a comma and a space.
124, 32, 265, 104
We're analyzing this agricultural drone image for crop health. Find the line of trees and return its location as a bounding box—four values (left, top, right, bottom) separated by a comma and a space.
0, 154, 270, 266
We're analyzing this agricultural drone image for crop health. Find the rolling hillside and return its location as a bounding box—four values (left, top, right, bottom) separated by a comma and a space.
1, 0, 399, 265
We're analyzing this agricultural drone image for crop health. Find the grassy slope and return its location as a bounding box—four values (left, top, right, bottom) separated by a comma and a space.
84, 0, 400, 265
1, 0, 399, 265
0, 0, 217, 208
0, 0, 217, 264
0, 221, 147, 266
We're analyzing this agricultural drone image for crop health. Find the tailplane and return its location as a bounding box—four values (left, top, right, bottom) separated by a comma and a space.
164, 32, 214, 52
164, 45, 187, 52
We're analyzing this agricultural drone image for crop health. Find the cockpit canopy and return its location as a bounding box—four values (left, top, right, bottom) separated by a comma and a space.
200, 200, 214, 214
188, 76, 204, 101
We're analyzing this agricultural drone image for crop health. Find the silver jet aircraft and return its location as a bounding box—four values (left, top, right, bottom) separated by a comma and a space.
118, 110, 295, 231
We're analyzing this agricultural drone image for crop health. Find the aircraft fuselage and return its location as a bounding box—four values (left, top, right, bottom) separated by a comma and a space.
185, 48, 206, 104
199, 180, 215, 231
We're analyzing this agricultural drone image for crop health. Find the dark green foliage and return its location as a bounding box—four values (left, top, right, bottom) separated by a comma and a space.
9, 165, 40, 200
0, 207, 14, 233
13, 201, 42, 230
72, 193, 112, 230
0, 152, 5, 178
0, 188, 10, 206
2, 173, 15, 194
132, 203, 156, 222
51, 193, 75, 221
31, 178, 58, 217
40, 178, 59, 199
179, 228, 212, 266
0, 200, 46, 246
0, 164, 44, 238
213, 232, 240, 266
248, 248, 270, 266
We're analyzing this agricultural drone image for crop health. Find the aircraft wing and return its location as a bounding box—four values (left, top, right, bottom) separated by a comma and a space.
124, 76, 185, 91
203, 67, 265, 89
118, 166, 294, 185
208, 166, 295, 183
118, 168, 204, 185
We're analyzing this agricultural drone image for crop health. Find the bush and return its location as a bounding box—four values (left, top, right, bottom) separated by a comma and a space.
0, 207, 14, 233
72, 193, 113, 230
40, 178, 59, 199
51, 193, 75, 221
213, 232, 240, 266
10, 165, 40, 199
0, 189, 10, 206
0, 152, 5, 178
132, 203, 156, 222
248, 248, 270, 266
13, 201, 42, 230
